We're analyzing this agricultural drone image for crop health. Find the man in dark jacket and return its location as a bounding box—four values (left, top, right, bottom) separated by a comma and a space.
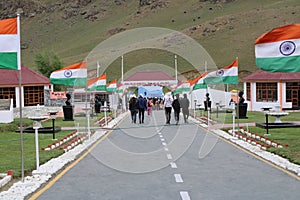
137, 94, 147, 124
181, 93, 190, 123
172, 94, 181, 125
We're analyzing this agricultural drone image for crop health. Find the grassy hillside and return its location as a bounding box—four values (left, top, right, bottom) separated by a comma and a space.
19, 0, 300, 83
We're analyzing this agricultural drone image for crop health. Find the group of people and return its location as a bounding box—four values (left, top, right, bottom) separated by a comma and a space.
129, 92, 190, 125
163, 93, 190, 125
128, 94, 150, 124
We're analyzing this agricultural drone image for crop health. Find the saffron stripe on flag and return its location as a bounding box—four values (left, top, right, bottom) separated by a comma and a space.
0, 18, 17, 34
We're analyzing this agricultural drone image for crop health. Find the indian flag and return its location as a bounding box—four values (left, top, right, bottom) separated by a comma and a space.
106, 79, 117, 92
255, 24, 300, 72
50, 61, 87, 86
192, 73, 208, 90
0, 17, 21, 70
204, 59, 238, 85
88, 73, 106, 91
172, 81, 190, 95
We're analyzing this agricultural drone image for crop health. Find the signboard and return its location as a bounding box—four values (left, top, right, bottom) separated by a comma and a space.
50, 92, 66, 99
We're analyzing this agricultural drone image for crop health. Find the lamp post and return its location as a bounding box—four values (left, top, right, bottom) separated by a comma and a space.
82, 107, 91, 140
48, 111, 58, 140
103, 101, 108, 127
29, 105, 47, 170
194, 99, 197, 119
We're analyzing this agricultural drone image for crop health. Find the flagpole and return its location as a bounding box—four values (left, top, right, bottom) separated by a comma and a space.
236, 57, 240, 132
121, 55, 124, 83
204, 61, 210, 126
97, 61, 100, 77
175, 55, 178, 85
17, 11, 24, 183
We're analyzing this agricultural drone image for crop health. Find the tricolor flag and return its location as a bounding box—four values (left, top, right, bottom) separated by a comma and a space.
172, 81, 190, 95
50, 61, 87, 86
88, 73, 106, 91
192, 73, 208, 91
255, 24, 300, 72
204, 59, 238, 85
106, 79, 117, 92
0, 17, 21, 70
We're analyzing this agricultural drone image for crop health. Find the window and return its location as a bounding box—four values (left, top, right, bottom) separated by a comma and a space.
24, 86, 44, 106
246, 82, 251, 101
256, 82, 277, 102
286, 82, 300, 108
0, 87, 16, 107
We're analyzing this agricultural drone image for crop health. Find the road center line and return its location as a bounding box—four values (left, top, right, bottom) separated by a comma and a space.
167, 154, 173, 159
170, 162, 177, 168
180, 191, 191, 200
174, 174, 184, 183
162, 142, 167, 146
160, 138, 165, 141
164, 147, 169, 151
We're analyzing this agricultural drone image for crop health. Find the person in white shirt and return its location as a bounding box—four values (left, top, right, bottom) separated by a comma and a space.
164, 92, 173, 124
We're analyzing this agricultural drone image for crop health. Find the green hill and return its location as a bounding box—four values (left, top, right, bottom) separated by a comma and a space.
10, 0, 300, 82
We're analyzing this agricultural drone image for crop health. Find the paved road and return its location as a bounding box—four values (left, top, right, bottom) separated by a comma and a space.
35, 110, 300, 200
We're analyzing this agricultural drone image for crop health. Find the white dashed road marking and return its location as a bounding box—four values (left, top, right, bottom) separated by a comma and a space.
167, 154, 173, 159
174, 174, 184, 183
180, 191, 191, 200
170, 162, 177, 169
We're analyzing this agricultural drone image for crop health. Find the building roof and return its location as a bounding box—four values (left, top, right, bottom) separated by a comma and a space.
0, 66, 50, 87
125, 71, 175, 81
243, 69, 300, 82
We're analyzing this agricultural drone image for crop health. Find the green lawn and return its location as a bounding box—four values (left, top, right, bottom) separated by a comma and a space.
195, 109, 300, 164
239, 126, 300, 165
0, 113, 107, 177
0, 130, 73, 177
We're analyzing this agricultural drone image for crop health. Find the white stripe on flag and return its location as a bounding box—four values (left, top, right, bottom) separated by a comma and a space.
50, 69, 87, 79
255, 38, 300, 58
0, 35, 20, 52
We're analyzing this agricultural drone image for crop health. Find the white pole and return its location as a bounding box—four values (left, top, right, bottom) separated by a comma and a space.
97, 61, 100, 77
175, 55, 178, 85
232, 110, 236, 136
121, 55, 124, 83
34, 126, 40, 169
17, 12, 24, 182
87, 110, 91, 140
104, 101, 107, 126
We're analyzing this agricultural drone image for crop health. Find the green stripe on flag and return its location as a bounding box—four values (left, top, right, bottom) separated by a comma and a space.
50, 77, 87, 86
106, 88, 116, 92
88, 85, 107, 91
256, 56, 300, 72
193, 84, 207, 90
204, 76, 238, 85
0, 52, 18, 70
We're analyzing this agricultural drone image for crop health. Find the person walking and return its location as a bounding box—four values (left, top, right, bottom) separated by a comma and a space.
147, 97, 153, 116
129, 95, 138, 123
164, 92, 173, 124
181, 93, 190, 123
137, 94, 147, 124
172, 94, 181, 125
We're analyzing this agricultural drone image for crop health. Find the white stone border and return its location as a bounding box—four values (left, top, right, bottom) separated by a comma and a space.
0, 174, 12, 188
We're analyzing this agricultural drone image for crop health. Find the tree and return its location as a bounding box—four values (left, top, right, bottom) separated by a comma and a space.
35, 51, 63, 78
35, 51, 65, 91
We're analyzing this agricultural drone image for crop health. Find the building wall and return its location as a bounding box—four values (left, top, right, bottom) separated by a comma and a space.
244, 81, 292, 111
